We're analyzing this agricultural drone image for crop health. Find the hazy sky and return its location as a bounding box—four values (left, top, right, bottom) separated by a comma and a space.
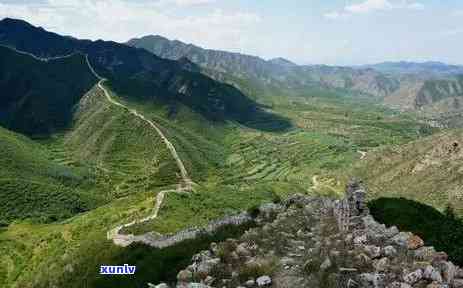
1, 0, 463, 65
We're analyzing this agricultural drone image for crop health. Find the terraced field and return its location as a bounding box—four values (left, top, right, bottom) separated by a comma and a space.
0, 74, 438, 287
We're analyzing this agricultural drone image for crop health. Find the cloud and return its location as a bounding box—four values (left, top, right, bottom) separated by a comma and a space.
325, 0, 424, 20
0, 0, 261, 52
155, 0, 216, 8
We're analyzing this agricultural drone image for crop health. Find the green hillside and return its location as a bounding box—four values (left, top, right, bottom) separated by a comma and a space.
0, 46, 97, 136
0, 126, 105, 225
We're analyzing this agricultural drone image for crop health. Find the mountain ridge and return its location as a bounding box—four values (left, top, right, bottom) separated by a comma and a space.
0, 18, 290, 130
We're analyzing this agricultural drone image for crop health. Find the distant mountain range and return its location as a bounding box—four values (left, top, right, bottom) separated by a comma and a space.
0, 18, 278, 128
360, 61, 463, 77
128, 35, 463, 126
127, 35, 400, 99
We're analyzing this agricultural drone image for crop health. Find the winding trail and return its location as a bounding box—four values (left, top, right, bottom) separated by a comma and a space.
83, 56, 194, 247
4, 45, 192, 246
357, 150, 367, 160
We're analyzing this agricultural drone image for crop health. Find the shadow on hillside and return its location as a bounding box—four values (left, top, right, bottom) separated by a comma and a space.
109, 78, 293, 133
87, 223, 255, 288
368, 197, 463, 265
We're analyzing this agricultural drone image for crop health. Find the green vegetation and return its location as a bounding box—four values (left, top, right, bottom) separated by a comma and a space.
0, 126, 104, 224
0, 46, 97, 136
369, 198, 463, 265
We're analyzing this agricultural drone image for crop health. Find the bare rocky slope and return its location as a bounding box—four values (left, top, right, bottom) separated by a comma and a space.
155, 180, 463, 288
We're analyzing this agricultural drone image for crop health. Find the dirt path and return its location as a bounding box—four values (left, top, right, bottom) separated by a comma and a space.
83, 56, 193, 246
357, 150, 367, 160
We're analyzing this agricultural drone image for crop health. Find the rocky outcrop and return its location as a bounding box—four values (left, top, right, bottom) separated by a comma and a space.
156, 180, 463, 288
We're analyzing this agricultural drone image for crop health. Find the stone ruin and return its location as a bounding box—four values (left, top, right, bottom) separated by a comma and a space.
152, 179, 463, 288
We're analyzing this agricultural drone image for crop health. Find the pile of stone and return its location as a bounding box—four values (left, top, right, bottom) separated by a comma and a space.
153, 180, 463, 288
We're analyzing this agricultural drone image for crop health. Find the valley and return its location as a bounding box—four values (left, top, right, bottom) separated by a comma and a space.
0, 17, 462, 288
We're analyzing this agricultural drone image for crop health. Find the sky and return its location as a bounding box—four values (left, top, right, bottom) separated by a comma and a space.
1, 0, 463, 65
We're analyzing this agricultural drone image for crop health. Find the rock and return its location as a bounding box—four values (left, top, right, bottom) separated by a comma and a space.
403, 269, 423, 285
388, 282, 412, 288
185, 284, 211, 288
374, 258, 389, 272
360, 273, 387, 288
424, 265, 443, 283
433, 252, 449, 263
196, 258, 220, 276
256, 275, 272, 287
364, 245, 382, 259
244, 279, 255, 287
436, 261, 456, 284
414, 246, 437, 262
384, 226, 400, 239
236, 243, 252, 257
204, 276, 215, 286
454, 279, 463, 288
354, 253, 372, 268
390, 232, 412, 247
320, 258, 332, 271
347, 279, 359, 288
457, 268, 463, 278
426, 283, 449, 288
210, 242, 219, 255
383, 246, 397, 258
407, 235, 425, 250
354, 234, 367, 245
177, 270, 193, 283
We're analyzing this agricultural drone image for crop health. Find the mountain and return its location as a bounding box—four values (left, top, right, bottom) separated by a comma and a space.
0, 18, 286, 129
0, 45, 97, 135
127, 35, 399, 99
127, 35, 463, 127
268, 57, 297, 67
362, 61, 463, 76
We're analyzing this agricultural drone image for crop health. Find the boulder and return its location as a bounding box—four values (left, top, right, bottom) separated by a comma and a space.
407, 235, 425, 250
453, 279, 463, 288
177, 270, 193, 283
364, 245, 381, 259
414, 246, 437, 262
403, 269, 423, 285
383, 246, 397, 258
256, 275, 272, 287
244, 279, 255, 287
320, 258, 332, 271
436, 261, 456, 284
374, 258, 390, 272
390, 232, 412, 247
388, 282, 412, 288
424, 265, 443, 283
